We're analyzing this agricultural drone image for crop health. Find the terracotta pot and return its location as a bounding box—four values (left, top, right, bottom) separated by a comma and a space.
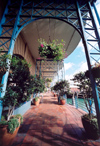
0, 117, 21, 146
0, 125, 20, 146
54, 94, 57, 97
34, 100, 39, 106
60, 99, 66, 105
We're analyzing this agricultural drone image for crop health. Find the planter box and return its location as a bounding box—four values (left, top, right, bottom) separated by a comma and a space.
13, 101, 31, 116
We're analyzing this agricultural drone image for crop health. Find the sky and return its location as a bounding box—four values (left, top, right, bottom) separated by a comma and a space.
64, 0, 100, 87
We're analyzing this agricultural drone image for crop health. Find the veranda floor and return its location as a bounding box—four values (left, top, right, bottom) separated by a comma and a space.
12, 92, 100, 146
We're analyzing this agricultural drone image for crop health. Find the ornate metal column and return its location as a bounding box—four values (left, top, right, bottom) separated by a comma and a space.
76, 1, 100, 133
92, 2, 100, 26
0, 1, 100, 131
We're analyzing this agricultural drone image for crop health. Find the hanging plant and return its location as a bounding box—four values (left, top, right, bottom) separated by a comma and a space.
38, 39, 65, 61
85, 63, 100, 78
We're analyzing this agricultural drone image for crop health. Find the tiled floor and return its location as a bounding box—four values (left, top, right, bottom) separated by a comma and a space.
12, 92, 100, 146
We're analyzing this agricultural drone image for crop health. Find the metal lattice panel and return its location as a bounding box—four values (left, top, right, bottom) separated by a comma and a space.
36, 59, 64, 79
0, 0, 100, 131
0, 0, 99, 64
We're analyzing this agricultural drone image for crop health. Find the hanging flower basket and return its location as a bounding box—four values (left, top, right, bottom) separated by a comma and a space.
85, 64, 100, 78
38, 39, 65, 61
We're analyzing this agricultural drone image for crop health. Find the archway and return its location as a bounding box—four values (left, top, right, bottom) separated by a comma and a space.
0, 0, 100, 132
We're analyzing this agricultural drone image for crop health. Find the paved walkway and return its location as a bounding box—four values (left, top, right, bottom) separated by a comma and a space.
12, 92, 100, 146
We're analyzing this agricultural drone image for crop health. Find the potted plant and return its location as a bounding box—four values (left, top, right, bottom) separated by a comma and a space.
45, 78, 52, 88
82, 94, 99, 139
32, 76, 45, 105
34, 97, 40, 106
0, 113, 23, 146
0, 55, 34, 146
38, 39, 65, 61
60, 96, 66, 105
72, 72, 100, 139
52, 80, 70, 104
85, 63, 100, 78
0, 87, 23, 146
7, 56, 35, 107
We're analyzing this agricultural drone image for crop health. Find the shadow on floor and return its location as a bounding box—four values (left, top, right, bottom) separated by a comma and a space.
12, 113, 88, 146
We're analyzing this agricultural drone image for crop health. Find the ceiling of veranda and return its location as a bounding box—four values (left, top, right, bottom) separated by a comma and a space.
19, 18, 81, 60
18, 18, 81, 79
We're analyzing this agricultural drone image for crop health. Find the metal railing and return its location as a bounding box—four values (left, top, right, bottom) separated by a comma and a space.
66, 94, 96, 115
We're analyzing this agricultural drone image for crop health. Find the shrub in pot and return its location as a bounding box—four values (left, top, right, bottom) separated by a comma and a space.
32, 76, 45, 94
0, 56, 34, 146
52, 80, 70, 104
81, 97, 99, 139
32, 76, 45, 104
34, 97, 40, 106
8, 56, 35, 103
81, 114, 99, 139
72, 71, 100, 139
0, 113, 23, 146
60, 96, 66, 105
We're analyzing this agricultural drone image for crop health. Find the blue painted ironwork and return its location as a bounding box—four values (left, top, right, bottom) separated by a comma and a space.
75, 92, 78, 109
92, 2, 100, 26
0, 1, 11, 35
0, 0, 100, 130
88, 2, 100, 48
88, 99, 93, 114
76, 0, 100, 133
0, 0, 23, 120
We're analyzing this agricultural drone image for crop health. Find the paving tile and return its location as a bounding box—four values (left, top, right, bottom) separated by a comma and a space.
23, 134, 34, 143
11, 92, 99, 146
32, 137, 42, 145
12, 136, 25, 144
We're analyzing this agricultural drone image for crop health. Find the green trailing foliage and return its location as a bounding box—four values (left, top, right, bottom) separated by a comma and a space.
0, 120, 8, 125
0, 114, 23, 134
7, 118, 19, 134
14, 114, 23, 124
38, 39, 65, 61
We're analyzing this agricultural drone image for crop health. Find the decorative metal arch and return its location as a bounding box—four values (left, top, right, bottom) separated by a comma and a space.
0, 0, 100, 132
